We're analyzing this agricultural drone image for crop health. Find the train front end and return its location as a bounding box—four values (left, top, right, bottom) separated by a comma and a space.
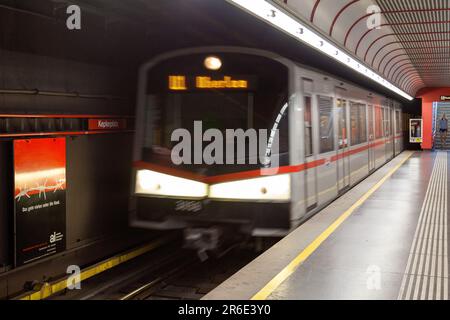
130, 48, 293, 243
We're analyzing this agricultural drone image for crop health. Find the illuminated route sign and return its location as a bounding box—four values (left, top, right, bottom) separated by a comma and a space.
169, 75, 187, 91
168, 75, 255, 91
196, 76, 248, 89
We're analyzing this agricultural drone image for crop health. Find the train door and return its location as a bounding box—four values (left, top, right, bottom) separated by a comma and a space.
336, 93, 350, 192
393, 108, 398, 155
304, 95, 317, 210
384, 106, 393, 160
395, 109, 403, 154
391, 106, 394, 157
303, 79, 317, 210
368, 105, 375, 171
392, 108, 395, 154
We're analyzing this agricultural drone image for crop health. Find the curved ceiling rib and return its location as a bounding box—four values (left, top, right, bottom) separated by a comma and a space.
387, 59, 414, 79
344, 7, 450, 46
394, 66, 417, 83
382, 54, 410, 75
371, 41, 404, 67
310, 0, 321, 22
405, 81, 423, 95
355, 20, 450, 57
364, 30, 450, 63
329, 0, 360, 36
372, 41, 450, 70
404, 75, 424, 91
373, 0, 450, 92
377, 48, 450, 72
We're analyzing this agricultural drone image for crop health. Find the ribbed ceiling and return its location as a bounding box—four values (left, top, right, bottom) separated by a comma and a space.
282, 0, 450, 96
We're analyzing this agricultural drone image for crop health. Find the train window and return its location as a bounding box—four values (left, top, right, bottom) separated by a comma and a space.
384, 107, 390, 136
304, 96, 313, 157
318, 96, 334, 153
359, 104, 367, 143
375, 106, 384, 139
350, 102, 367, 145
350, 102, 358, 145
396, 110, 401, 134
368, 105, 374, 141
337, 99, 347, 149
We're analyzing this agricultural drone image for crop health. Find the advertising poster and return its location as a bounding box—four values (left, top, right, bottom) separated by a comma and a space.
409, 119, 423, 143
14, 138, 66, 266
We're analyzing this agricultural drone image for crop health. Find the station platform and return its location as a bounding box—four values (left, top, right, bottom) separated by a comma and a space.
204, 151, 449, 300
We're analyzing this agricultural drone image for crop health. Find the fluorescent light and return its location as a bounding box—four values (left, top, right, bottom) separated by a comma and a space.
135, 170, 208, 199
227, 0, 414, 101
209, 174, 291, 201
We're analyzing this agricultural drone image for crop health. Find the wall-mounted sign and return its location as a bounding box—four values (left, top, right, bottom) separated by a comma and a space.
410, 119, 423, 143
14, 138, 66, 266
88, 119, 127, 130
440, 96, 450, 101
168, 75, 255, 91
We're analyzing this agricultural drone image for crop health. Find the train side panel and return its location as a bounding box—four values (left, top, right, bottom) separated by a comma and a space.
291, 64, 404, 230
349, 143, 370, 186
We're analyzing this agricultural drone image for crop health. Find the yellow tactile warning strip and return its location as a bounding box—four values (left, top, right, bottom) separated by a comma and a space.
398, 151, 449, 300
251, 151, 415, 300
16, 235, 172, 300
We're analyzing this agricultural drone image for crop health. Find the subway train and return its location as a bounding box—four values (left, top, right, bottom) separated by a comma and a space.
129, 46, 404, 245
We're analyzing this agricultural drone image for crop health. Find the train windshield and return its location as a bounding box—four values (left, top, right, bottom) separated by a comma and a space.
142, 52, 289, 176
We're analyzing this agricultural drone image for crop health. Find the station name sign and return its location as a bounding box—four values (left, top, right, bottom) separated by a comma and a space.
168, 75, 255, 91
441, 96, 450, 101
88, 119, 127, 130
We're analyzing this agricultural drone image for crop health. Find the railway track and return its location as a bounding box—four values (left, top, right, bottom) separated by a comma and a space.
119, 246, 258, 300
47, 235, 274, 300
73, 245, 257, 300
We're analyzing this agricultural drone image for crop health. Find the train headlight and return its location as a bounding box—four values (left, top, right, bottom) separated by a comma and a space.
135, 170, 208, 199
209, 174, 291, 201
204, 56, 222, 70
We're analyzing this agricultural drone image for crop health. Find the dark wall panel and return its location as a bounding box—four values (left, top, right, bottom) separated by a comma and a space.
0, 49, 132, 93
0, 47, 137, 269
0, 142, 12, 271
0, 49, 135, 115
66, 134, 133, 249
0, 92, 129, 115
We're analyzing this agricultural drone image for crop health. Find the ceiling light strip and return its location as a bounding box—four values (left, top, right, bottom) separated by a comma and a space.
227, 0, 414, 101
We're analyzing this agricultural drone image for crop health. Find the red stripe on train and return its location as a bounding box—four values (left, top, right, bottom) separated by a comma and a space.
133, 137, 402, 184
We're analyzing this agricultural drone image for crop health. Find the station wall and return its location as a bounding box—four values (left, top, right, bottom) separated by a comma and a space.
66, 134, 133, 248
0, 49, 135, 114
416, 87, 450, 150
0, 143, 12, 272
0, 49, 137, 270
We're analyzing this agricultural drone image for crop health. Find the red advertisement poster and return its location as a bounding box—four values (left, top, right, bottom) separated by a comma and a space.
14, 138, 66, 266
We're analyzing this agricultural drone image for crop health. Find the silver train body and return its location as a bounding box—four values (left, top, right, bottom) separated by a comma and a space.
129, 47, 404, 237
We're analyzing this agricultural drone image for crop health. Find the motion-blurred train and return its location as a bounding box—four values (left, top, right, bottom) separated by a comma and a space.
129, 47, 403, 244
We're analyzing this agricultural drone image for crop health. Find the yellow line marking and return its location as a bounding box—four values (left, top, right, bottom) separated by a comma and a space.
251, 151, 414, 300
17, 236, 172, 300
